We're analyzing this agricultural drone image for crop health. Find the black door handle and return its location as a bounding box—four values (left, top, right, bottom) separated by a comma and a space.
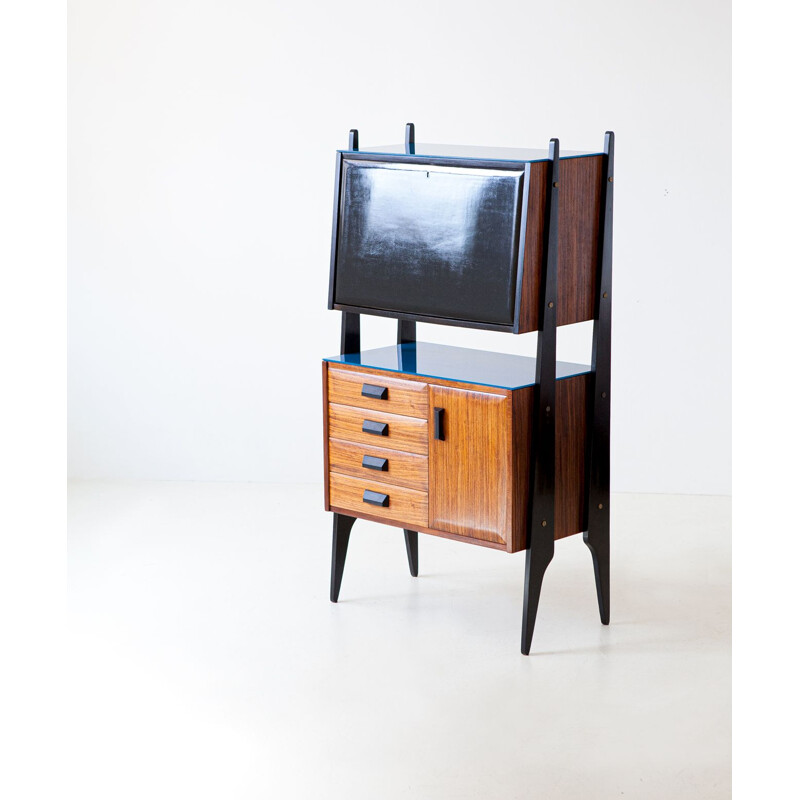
363, 489, 389, 507
362, 420, 388, 436
362, 455, 389, 471
433, 407, 445, 441
361, 383, 388, 400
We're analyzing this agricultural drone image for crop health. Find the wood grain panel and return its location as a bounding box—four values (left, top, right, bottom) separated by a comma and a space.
508, 374, 589, 550
329, 472, 428, 529
428, 387, 510, 545
328, 403, 428, 455
554, 373, 588, 539
322, 361, 330, 511
328, 438, 428, 491
510, 385, 534, 552
519, 161, 547, 333
328, 366, 428, 418
558, 156, 602, 325
518, 155, 603, 332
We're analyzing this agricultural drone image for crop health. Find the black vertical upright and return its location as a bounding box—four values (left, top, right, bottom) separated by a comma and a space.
583, 131, 614, 624
397, 317, 417, 405
396, 142, 416, 356
521, 138, 560, 656
405, 122, 415, 155
398, 319, 416, 345
328, 129, 363, 604
398, 308, 417, 569
334, 129, 361, 355
341, 312, 360, 354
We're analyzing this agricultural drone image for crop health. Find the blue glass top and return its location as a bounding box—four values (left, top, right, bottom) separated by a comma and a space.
339, 143, 600, 164
324, 343, 590, 390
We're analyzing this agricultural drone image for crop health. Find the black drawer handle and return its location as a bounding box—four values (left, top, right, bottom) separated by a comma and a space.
434, 407, 445, 441
362, 455, 388, 471
362, 420, 388, 436
363, 489, 389, 507
361, 383, 388, 400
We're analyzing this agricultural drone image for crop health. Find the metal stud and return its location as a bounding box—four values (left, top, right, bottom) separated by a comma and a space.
541, 520, 547, 527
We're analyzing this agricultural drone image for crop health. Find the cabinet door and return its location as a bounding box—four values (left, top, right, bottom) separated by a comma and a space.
428, 386, 511, 546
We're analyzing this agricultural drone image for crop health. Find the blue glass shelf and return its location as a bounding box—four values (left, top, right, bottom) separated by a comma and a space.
324, 343, 590, 390
339, 143, 601, 164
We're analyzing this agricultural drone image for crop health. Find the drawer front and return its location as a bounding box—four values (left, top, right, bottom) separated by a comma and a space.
329, 472, 428, 529
328, 403, 428, 455
328, 438, 428, 491
328, 367, 428, 419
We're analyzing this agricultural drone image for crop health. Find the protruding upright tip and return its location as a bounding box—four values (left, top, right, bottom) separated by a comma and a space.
548, 137, 560, 160
604, 130, 615, 156
349, 129, 359, 151
405, 122, 415, 155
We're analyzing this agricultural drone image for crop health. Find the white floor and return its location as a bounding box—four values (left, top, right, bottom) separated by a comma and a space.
68, 482, 730, 799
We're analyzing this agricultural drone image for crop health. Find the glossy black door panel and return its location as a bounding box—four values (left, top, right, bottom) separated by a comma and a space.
333, 159, 524, 327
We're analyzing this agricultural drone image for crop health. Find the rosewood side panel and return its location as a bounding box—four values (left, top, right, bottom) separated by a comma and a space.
518, 155, 603, 332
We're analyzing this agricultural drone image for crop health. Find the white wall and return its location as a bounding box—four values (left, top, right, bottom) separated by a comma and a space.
68, 0, 731, 494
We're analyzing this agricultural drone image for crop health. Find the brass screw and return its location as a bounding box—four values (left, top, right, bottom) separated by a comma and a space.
601, 392, 607, 398
598, 503, 604, 510
603, 291, 608, 298
548, 301, 554, 308
541, 520, 547, 527
553, 181, 559, 188
608, 176, 614, 183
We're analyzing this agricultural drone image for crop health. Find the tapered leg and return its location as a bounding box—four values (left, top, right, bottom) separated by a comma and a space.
330, 513, 356, 602
403, 530, 418, 577
584, 525, 610, 624
521, 540, 554, 655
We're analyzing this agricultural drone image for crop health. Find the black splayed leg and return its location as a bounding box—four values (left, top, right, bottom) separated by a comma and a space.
521, 538, 554, 655
403, 530, 418, 577
330, 513, 356, 602
584, 526, 610, 624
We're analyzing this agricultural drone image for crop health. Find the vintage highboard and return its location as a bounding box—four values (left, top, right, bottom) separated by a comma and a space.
322, 124, 614, 654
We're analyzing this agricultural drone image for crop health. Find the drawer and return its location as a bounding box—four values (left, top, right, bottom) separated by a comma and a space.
328, 438, 428, 491
329, 472, 428, 529
328, 403, 428, 455
328, 367, 428, 419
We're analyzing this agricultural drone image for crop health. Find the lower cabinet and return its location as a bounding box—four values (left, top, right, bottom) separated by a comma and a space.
324, 362, 588, 553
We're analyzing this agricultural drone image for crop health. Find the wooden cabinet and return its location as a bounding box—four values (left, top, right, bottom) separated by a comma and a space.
322, 129, 614, 653
323, 131, 614, 654
323, 347, 588, 553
